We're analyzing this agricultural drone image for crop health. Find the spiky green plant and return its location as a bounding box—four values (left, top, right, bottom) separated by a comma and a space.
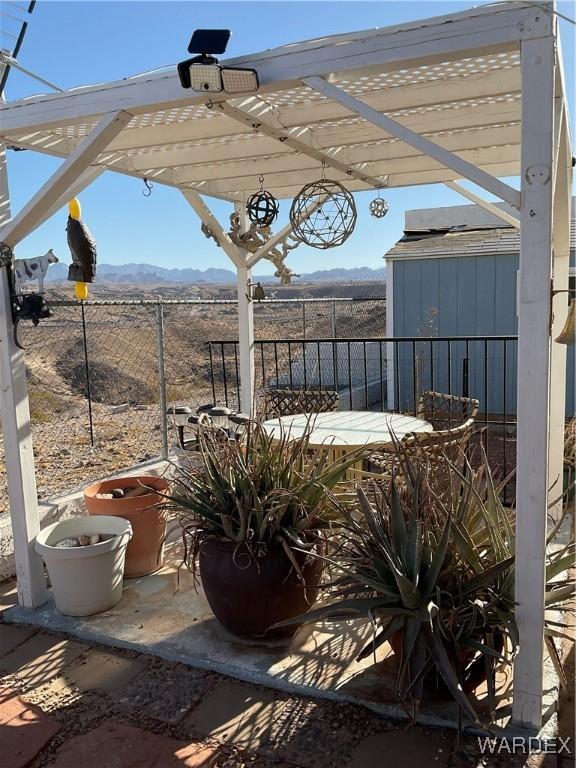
274, 446, 575, 723
166, 418, 361, 577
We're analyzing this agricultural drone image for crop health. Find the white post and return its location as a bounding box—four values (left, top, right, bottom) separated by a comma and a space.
237, 262, 255, 414
548, 112, 571, 517
234, 204, 254, 414
0, 144, 47, 607
512, 25, 556, 730
386, 260, 395, 410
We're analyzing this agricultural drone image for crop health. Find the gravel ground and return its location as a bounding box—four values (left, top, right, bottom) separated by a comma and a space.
2, 622, 554, 768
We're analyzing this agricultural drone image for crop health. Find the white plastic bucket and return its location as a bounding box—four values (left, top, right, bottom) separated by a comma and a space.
35, 516, 133, 617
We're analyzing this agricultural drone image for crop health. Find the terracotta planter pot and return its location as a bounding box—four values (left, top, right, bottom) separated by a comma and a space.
199, 538, 324, 640
84, 475, 169, 578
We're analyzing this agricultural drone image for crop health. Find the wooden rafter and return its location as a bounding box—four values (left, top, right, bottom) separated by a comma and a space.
304, 76, 521, 209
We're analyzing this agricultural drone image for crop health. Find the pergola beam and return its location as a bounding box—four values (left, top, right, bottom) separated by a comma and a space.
120, 99, 522, 173
0, 3, 539, 135
182, 145, 520, 197
0, 110, 131, 247
304, 76, 520, 209
444, 181, 520, 229
100, 67, 522, 153
28, 166, 105, 238
217, 101, 387, 190
170, 125, 522, 184
247, 194, 328, 269
180, 189, 244, 267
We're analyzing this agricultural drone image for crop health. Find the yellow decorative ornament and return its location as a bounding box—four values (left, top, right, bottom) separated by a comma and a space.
66, 197, 97, 301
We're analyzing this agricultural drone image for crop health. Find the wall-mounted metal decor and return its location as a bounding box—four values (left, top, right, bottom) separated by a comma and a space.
290, 169, 356, 249
246, 175, 279, 227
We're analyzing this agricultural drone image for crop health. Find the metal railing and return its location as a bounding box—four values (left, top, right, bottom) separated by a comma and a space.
208, 335, 519, 490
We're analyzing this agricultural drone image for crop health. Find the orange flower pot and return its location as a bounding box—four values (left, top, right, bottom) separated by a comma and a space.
84, 475, 169, 578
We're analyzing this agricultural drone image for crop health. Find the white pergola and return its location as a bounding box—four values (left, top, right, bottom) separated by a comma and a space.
0, 1, 572, 730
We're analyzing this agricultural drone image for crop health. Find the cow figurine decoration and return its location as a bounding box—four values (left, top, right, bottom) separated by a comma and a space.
13, 249, 58, 294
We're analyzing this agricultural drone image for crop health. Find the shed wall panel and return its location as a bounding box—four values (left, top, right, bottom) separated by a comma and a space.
391, 253, 574, 417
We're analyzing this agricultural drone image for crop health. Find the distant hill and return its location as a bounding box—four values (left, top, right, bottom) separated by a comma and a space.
46, 262, 385, 285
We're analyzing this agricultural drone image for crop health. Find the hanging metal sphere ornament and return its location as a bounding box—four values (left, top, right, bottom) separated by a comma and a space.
369, 196, 389, 219
246, 176, 279, 227
290, 178, 357, 249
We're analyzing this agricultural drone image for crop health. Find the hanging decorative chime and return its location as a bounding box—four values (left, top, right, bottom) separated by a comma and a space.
369, 187, 389, 219
246, 175, 279, 227
289, 162, 356, 249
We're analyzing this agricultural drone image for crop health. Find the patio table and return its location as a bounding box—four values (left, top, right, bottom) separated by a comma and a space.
262, 410, 433, 480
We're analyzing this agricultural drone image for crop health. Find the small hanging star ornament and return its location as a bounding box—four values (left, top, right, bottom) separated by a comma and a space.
369, 188, 389, 219
246, 175, 279, 227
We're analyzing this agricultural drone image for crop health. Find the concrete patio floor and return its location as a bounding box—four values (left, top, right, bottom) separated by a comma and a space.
0, 608, 568, 768
2, 536, 560, 740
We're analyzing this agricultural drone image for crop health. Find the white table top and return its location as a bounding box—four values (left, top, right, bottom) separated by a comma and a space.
262, 410, 433, 448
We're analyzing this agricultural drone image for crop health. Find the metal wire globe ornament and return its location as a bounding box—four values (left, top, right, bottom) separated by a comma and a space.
290, 177, 357, 249
369, 196, 389, 219
246, 175, 279, 227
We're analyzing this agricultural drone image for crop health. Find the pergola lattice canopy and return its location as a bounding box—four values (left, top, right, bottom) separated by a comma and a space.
0, 2, 531, 202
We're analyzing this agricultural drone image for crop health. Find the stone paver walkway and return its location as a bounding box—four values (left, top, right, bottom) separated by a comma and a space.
0, 582, 567, 768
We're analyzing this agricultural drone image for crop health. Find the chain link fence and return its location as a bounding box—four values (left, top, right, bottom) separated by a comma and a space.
0, 297, 385, 510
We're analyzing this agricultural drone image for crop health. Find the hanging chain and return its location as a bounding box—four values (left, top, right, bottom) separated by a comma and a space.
321, 160, 327, 180
258, 174, 264, 191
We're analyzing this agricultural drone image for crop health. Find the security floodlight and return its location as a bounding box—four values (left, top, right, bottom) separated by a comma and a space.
177, 28, 259, 95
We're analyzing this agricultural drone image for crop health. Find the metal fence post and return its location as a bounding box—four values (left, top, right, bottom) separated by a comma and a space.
302, 302, 306, 339
331, 300, 337, 338
331, 300, 339, 391
156, 303, 168, 458
80, 301, 95, 447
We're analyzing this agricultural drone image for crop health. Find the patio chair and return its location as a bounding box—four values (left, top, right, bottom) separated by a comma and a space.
264, 388, 340, 419
362, 418, 476, 496
417, 391, 479, 431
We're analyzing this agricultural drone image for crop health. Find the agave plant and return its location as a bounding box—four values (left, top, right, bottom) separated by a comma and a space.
275, 445, 575, 723
166, 418, 361, 576
565, 417, 576, 469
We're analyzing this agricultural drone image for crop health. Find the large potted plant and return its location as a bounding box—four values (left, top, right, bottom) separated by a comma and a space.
275, 446, 575, 723
84, 475, 169, 577
167, 419, 358, 640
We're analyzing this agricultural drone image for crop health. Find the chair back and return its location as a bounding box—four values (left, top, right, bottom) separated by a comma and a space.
264, 388, 340, 418
363, 418, 475, 483
417, 391, 479, 431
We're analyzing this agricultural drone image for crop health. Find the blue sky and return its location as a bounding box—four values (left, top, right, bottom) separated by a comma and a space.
4, 1, 575, 275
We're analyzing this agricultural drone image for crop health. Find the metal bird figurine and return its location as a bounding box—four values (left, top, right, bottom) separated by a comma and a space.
66, 198, 97, 300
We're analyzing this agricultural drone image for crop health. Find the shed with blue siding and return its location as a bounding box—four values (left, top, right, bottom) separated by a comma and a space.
386, 201, 575, 417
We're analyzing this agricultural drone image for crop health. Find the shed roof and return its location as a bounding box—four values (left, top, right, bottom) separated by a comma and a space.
385, 205, 576, 262
0, 2, 540, 202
